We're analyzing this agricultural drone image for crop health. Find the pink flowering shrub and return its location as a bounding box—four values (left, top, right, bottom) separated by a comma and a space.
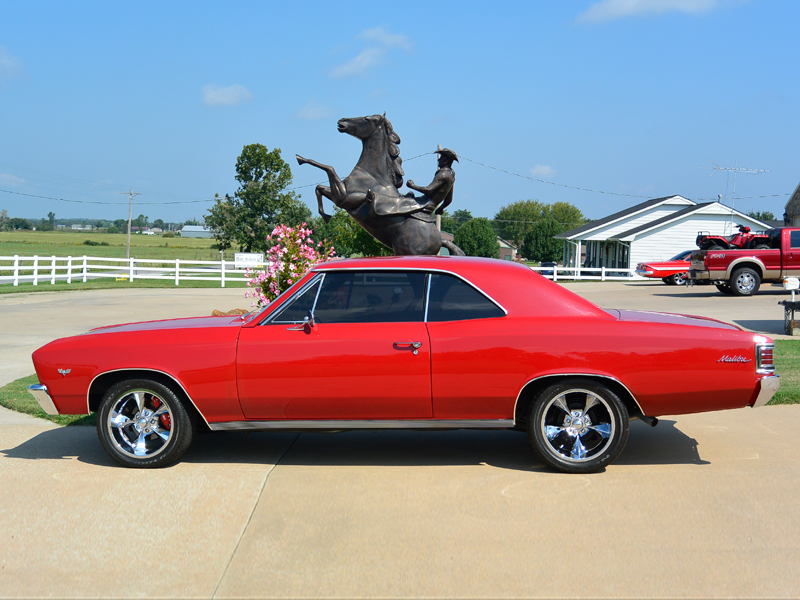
245, 224, 336, 308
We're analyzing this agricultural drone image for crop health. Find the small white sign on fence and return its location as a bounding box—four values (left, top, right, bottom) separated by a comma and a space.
234, 253, 265, 268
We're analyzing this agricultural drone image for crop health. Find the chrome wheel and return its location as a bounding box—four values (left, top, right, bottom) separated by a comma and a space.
731, 267, 760, 296
97, 378, 195, 468
529, 380, 629, 473
107, 389, 173, 459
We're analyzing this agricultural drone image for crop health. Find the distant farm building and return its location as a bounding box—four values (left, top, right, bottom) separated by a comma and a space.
181, 225, 212, 239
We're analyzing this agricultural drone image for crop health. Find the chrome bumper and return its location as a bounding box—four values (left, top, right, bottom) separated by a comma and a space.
27, 384, 59, 415
752, 376, 780, 408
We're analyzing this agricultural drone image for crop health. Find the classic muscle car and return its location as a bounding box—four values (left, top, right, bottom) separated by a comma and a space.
635, 250, 692, 285
28, 256, 779, 473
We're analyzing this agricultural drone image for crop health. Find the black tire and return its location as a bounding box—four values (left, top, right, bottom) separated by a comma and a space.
715, 283, 734, 295
97, 378, 196, 468
753, 244, 769, 250
730, 267, 761, 296
661, 277, 675, 285
528, 379, 629, 474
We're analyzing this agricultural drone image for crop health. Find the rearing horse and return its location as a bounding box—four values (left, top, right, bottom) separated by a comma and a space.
296, 113, 463, 256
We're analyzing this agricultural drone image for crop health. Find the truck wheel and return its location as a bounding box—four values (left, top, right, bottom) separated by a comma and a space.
730, 267, 761, 296
715, 283, 734, 295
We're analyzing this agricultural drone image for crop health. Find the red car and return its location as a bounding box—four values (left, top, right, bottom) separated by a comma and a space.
636, 250, 692, 285
28, 256, 779, 473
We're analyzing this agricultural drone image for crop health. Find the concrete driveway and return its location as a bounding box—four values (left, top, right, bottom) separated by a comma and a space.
1, 282, 798, 598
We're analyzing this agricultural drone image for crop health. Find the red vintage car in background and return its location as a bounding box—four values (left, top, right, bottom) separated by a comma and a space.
636, 250, 692, 285
28, 256, 779, 473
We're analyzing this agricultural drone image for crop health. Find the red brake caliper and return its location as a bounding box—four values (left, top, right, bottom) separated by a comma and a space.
151, 397, 171, 430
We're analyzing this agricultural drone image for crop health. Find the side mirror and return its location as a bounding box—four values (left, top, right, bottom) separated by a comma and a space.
286, 311, 315, 331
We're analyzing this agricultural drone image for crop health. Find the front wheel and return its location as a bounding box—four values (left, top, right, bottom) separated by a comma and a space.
669, 272, 687, 285
97, 379, 195, 468
730, 267, 761, 296
528, 380, 629, 473
716, 283, 735, 295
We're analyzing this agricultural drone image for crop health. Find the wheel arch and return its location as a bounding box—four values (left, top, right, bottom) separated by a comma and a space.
725, 258, 767, 279
513, 374, 644, 428
87, 368, 210, 429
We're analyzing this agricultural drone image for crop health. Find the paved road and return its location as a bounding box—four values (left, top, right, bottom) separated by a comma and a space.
1, 282, 798, 598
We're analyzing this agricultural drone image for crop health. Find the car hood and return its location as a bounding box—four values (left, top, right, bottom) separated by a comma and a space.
87, 315, 246, 334
603, 308, 741, 331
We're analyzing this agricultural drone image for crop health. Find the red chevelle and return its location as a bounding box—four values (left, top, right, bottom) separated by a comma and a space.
29, 256, 779, 473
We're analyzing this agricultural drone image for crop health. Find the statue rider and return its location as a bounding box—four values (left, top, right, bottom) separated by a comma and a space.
370, 147, 458, 218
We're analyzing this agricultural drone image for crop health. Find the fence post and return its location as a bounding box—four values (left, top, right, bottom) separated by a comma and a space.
601, 267, 606, 281
175, 259, 180, 286
51, 255, 56, 285
33, 255, 39, 286
82, 256, 88, 283
67, 256, 72, 284
553, 268, 558, 282
13, 255, 19, 287
129, 257, 135, 282
221, 259, 226, 288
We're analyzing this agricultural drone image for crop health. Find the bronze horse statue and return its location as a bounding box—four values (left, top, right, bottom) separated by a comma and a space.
296, 113, 464, 256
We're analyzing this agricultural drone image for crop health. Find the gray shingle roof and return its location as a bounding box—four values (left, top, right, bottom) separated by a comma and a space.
555, 196, 689, 239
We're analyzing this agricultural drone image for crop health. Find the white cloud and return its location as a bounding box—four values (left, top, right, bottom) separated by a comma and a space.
577, 0, 726, 23
331, 26, 413, 79
0, 173, 25, 186
296, 100, 335, 120
202, 84, 252, 107
0, 47, 23, 80
531, 165, 556, 178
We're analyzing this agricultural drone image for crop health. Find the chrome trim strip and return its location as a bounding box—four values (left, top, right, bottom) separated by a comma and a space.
309, 265, 509, 317
28, 384, 59, 415
86, 368, 211, 427
752, 375, 780, 408
424, 273, 432, 322
512, 373, 645, 419
265, 273, 325, 325
208, 419, 515, 432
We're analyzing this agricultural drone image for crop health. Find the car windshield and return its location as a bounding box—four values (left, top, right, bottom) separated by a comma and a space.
669, 251, 692, 261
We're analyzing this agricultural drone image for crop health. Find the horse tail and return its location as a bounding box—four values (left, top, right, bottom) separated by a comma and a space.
441, 239, 466, 256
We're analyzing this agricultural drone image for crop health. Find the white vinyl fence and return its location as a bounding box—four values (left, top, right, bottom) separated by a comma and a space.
0, 255, 255, 287
2, 254, 644, 288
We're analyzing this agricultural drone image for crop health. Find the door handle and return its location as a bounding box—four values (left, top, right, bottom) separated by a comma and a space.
394, 341, 422, 355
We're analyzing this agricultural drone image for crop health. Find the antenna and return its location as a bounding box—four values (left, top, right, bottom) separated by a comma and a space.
699, 160, 769, 233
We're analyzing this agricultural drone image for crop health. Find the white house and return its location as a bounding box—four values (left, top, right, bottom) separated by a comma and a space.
556, 195, 770, 271
181, 225, 212, 239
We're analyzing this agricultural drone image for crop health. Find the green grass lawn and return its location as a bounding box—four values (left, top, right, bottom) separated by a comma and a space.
3, 340, 798, 427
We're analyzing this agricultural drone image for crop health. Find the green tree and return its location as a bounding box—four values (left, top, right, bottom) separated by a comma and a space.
0, 209, 7, 230
8, 217, 31, 230
310, 209, 392, 257
107, 225, 120, 234
522, 217, 563, 262
205, 145, 311, 253
184, 218, 200, 226
153, 219, 165, 229
454, 217, 498, 258
440, 208, 472, 234
47, 212, 56, 229
494, 200, 546, 246
134, 214, 149, 230
747, 210, 775, 222
547, 202, 585, 230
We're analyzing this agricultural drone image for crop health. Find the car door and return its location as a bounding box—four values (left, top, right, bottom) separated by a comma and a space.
237, 270, 432, 420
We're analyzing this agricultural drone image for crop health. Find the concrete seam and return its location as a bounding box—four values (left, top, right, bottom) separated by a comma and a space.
211, 432, 301, 599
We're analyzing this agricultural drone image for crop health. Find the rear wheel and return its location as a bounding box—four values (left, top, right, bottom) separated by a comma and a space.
528, 379, 629, 473
715, 283, 734, 295
730, 267, 761, 296
669, 272, 687, 285
97, 378, 195, 468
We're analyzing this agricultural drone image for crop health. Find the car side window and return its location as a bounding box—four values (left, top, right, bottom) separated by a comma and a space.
269, 279, 321, 324
314, 271, 426, 323
790, 231, 800, 249
426, 273, 505, 322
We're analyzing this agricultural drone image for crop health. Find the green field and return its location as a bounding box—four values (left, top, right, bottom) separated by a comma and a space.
0, 230, 226, 261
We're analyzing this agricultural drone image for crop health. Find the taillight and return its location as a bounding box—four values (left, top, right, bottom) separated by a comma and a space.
756, 343, 775, 374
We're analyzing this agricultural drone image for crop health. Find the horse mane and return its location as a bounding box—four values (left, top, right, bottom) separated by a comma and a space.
382, 115, 404, 188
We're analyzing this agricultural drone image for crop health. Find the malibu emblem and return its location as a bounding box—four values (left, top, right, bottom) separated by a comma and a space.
717, 355, 751, 364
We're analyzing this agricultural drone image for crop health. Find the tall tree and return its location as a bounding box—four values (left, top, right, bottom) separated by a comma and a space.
522, 217, 563, 262
546, 202, 585, 230
440, 208, 472, 234
47, 212, 55, 229
493, 200, 546, 246
205, 145, 311, 253
454, 218, 499, 258
747, 210, 775, 222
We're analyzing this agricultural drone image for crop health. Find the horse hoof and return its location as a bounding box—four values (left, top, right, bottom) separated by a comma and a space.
322, 213, 332, 224
296, 154, 305, 165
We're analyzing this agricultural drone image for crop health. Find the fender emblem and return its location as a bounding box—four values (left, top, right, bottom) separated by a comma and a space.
717, 355, 751, 364
57, 368, 72, 377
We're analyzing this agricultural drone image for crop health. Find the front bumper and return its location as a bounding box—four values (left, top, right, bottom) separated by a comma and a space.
27, 384, 59, 415
752, 376, 780, 408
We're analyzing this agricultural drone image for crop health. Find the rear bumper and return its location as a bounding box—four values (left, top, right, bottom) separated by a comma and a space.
752, 376, 780, 408
27, 384, 59, 415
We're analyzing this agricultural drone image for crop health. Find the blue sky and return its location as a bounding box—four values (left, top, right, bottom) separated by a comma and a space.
1, 0, 798, 225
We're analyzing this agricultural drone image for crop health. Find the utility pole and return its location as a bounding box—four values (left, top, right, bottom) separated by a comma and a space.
120, 188, 141, 259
